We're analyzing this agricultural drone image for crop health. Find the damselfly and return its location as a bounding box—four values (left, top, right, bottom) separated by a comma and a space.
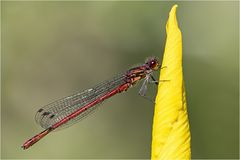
22, 57, 161, 150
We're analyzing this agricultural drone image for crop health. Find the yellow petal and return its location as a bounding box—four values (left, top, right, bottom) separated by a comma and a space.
151, 5, 191, 160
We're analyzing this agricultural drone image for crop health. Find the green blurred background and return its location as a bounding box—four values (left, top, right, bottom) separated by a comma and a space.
1, 1, 239, 159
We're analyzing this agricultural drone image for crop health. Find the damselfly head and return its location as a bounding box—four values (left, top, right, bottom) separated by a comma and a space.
146, 57, 160, 71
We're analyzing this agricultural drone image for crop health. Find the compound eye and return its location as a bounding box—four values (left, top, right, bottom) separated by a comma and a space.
149, 60, 159, 70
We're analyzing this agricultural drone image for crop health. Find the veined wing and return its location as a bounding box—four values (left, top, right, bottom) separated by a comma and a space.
35, 74, 127, 130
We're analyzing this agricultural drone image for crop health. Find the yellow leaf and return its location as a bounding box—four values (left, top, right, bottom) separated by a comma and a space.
151, 5, 191, 160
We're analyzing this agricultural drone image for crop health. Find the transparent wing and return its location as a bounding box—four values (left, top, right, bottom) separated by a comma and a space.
139, 75, 150, 96
35, 74, 127, 130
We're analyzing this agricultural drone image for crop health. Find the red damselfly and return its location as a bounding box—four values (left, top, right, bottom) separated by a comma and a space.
22, 57, 161, 150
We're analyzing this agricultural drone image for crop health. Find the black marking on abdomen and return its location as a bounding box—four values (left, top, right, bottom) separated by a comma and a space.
38, 108, 44, 112
42, 112, 51, 116
49, 114, 55, 119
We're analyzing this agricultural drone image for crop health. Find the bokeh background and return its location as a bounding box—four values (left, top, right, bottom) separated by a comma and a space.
1, 1, 239, 159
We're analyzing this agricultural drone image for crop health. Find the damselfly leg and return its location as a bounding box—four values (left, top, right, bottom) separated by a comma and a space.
150, 74, 159, 85
138, 66, 169, 103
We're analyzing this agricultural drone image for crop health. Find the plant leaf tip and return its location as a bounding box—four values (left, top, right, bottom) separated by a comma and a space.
151, 5, 191, 160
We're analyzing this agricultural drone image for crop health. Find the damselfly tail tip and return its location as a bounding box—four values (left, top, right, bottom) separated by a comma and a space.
22, 140, 32, 150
